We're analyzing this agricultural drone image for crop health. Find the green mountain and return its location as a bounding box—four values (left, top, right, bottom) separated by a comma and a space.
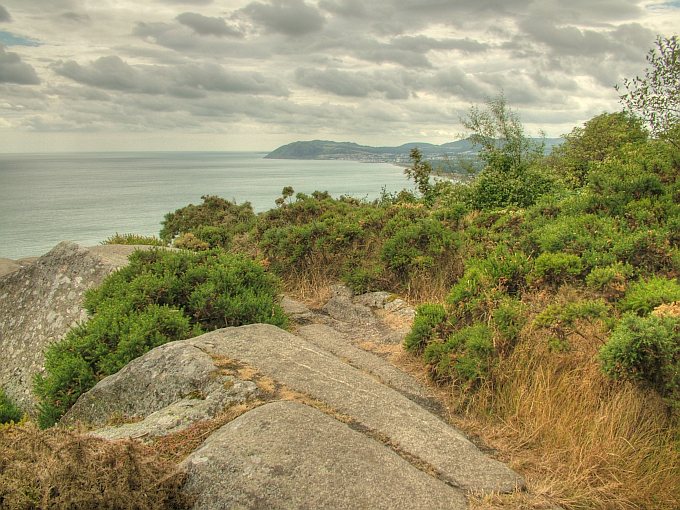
264, 138, 561, 165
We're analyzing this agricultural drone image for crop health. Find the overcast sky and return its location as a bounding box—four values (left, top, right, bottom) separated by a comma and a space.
0, 1, 678, 152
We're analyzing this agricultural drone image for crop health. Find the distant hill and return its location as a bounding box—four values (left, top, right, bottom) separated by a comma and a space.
265, 138, 562, 167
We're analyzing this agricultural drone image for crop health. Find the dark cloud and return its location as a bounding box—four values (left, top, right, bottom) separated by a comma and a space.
0, 5, 10, 22
53, 55, 288, 96
176, 12, 243, 37
0, 45, 39, 84
241, 0, 325, 36
60, 12, 90, 23
295, 67, 410, 99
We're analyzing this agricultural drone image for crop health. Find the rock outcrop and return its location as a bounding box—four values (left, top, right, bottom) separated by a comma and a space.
0, 242, 153, 412
5, 242, 525, 508
64, 302, 524, 507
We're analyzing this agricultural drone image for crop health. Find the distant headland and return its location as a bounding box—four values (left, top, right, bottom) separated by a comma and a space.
265, 138, 562, 164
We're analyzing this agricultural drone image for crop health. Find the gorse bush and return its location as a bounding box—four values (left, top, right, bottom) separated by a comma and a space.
600, 313, 679, 403
160, 195, 255, 248
35, 248, 286, 427
619, 276, 680, 315
0, 388, 22, 424
102, 233, 166, 246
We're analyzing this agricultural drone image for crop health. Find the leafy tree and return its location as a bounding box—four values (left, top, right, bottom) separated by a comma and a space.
461, 94, 556, 209
549, 112, 648, 187
404, 148, 433, 197
617, 35, 679, 146
462, 93, 544, 173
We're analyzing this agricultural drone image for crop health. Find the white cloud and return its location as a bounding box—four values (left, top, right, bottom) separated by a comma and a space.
0, 0, 678, 151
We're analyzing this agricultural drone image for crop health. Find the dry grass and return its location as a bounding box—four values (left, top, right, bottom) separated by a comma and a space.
153, 402, 265, 464
0, 422, 189, 510
390, 323, 680, 510
280, 265, 334, 307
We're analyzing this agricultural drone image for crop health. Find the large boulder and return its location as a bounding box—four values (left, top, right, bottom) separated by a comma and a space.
181, 400, 468, 510
67, 324, 523, 496
0, 242, 153, 412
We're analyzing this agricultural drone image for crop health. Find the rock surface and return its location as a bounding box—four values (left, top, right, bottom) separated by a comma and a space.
62, 340, 259, 439
0, 241, 156, 412
182, 400, 468, 510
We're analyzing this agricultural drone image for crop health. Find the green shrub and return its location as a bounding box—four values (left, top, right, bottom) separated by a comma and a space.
423, 323, 494, 383
0, 389, 23, 424
35, 249, 287, 427
404, 303, 447, 354
447, 248, 531, 323
619, 276, 680, 315
173, 232, 210, 251
528, 252, 583, 286
160, 195, 255, 243
534, 299, 611, 348
586, 262, 633, 297
492, 297, 527, 348
600, 313, 679, 403
102, 233, 166, 246
381, 219, 456, 277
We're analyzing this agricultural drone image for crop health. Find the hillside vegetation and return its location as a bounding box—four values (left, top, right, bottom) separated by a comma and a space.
3, 35, 677, 510
150, 90, 679, 507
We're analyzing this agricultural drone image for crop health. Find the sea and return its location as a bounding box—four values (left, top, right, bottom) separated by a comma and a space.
0, 152, 412, 260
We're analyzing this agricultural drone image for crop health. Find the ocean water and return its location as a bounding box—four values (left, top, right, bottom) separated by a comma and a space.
0, 152, 411, 259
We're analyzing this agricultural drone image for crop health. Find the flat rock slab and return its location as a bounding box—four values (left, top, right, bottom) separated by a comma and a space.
193, 324, 523, 494
296, 323, 439, 413
181, 400, 468, 510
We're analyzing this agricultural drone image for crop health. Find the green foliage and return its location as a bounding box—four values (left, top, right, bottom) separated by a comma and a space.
404, 303, 447, 354
528, 252, 583, 286
423, 323, 494, 383
600, 313, 680, 403
160, 195, 255, 246
404, 148, 433, 197
0, 389, 23, 424
617, 35, 680, 146
492, 297, 527, 347
586, 262, 633, 298
549, 112, 648, 187
173, 232, 210, 251
534, 299, 611, 348
462, 93, 556, 209
102, 233, 166, 246
35, 249, 287, 427
380, 219, 456, 277
619, 276, 680, 316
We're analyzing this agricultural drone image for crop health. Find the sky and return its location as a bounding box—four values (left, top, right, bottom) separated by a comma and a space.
0, 1, 678, 152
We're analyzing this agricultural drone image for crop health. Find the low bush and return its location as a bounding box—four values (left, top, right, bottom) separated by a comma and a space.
102, 233, 166, 246
423, 323, 494, 384
404, 303, 447, 354
527, 251, 583, 286
619, 276, 680, 315
600, 313, 679, 404
0, 389, 22, 424
35, 249, 287, 427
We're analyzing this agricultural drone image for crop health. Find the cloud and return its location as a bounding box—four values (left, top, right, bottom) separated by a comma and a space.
295, 67, 411, 99
0, 45, 39, 84
241, 0, 325, 36
60, 12, 90, 23
176, 12, 243, 37
0, 5, 10, 22
53, 55, 288, 96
